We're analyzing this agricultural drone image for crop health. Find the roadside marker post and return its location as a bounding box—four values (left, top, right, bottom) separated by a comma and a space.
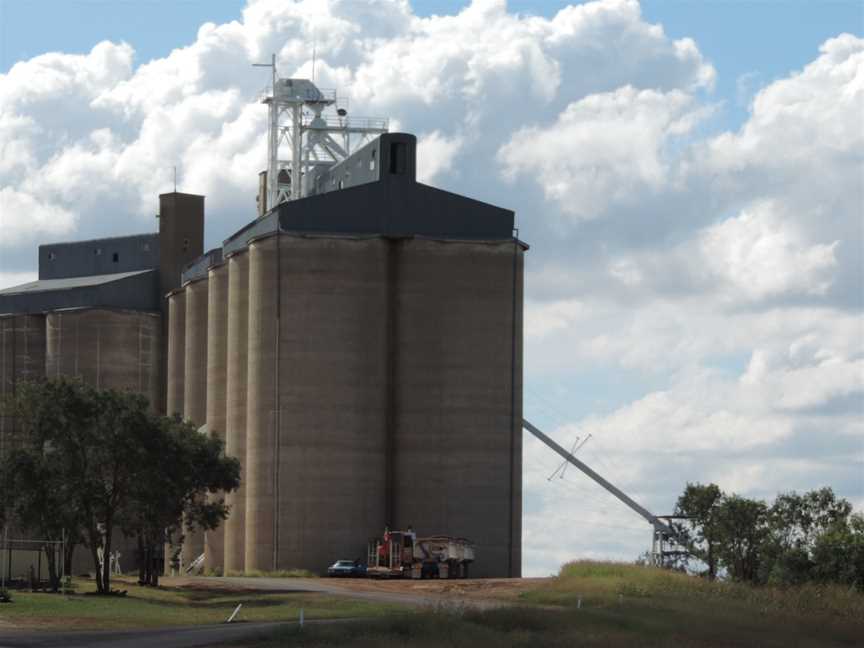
299, 607, 304, 629
226, 603, 242, 623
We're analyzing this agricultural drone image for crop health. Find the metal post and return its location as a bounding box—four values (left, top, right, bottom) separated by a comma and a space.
1, 525, 6, 590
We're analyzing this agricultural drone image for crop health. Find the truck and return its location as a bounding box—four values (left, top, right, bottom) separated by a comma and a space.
366, 529, 475, 579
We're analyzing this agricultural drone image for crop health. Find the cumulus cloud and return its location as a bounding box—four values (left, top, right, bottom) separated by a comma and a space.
498, 86, 707, 220
415, 130, 464, 184
699, 201, 839, 300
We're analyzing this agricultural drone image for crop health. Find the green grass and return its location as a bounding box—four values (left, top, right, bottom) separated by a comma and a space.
0, 577, 400, 630
232, 561, 864, 648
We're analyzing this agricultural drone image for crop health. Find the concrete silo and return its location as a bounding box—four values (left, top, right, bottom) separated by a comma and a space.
242, 235, 391, 572
181, 277, 209, 567
204, 263, 229, 571
223, 252, 250, 574
166, 291, 186, 417
45, 308, 162, 409
243, 236, 279, 571
392, 239, 523, 577
0, 314, 46, 459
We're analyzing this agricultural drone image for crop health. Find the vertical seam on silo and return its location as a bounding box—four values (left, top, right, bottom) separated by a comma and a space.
508, 239, 518, 578
384, 238, 398, 528
273, 233, 281, 571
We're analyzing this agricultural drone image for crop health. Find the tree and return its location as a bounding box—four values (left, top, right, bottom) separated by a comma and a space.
674, 483, 724, 579
811, 512, 864, 590
714, 495, 770, 582
0, 379, 91, 591
672, 482, 860, 587
763, 487, 853, 585
122, 414, 239, 586
2, 378, 240, 594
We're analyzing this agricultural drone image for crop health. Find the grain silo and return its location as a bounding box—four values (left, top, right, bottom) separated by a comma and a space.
0, 195, 204, 575
204, 262, 229, 571
45, 309, 162, 408
222, 252, 250, 574
168, 71, 527, 576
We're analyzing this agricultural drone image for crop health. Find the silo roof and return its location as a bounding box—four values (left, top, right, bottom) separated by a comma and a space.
0, 269, 159, 315
0, 269, 153, 295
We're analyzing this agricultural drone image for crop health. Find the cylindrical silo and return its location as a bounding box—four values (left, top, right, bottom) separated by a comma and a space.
204, 263, 228, 572
181, 278, 209, 568
45, 309, 161, 409
273, 235, 389, 572
244, 236, 279, 572
392, 238, 524, 578
223, 251, 249, 574
0, 314, 46, 459
166, 291, 187, 417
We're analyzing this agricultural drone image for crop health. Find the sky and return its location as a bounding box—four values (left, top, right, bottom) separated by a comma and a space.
0, 0, 862, 576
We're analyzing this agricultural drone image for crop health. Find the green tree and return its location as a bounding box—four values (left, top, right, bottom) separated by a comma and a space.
122, 414, 239, 586
764, 487, 853, 585
674, 482, 724, 579
811, 512, 864, 590
714, 495, 770, 582
0, 379, 90, 590
2, 378, 240, 594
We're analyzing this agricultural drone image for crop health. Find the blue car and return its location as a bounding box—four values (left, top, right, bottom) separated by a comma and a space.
327, 560, 366, 577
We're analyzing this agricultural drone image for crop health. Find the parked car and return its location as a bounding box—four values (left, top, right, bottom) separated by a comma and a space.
327, 560, 366, 577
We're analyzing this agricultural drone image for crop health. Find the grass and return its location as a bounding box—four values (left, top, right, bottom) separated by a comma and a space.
231, 561, 864, 648
0, 576, 400, 630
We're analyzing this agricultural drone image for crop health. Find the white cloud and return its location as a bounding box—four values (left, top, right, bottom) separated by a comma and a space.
498, 86, 706, 220
415, 130, 464, 184
0, 187, 76, 246
699, 201, 839, 300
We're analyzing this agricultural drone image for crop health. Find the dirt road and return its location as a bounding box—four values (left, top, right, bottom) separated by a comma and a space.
174, 575, 545, 610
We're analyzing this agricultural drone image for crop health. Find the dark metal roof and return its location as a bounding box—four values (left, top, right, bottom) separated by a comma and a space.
0, 269, 159, 315
0, 270, 152, 295
217, 133, 518, 262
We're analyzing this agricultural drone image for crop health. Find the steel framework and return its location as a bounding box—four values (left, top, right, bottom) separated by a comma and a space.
523, 419, 688, 566
254, 55, 389, 211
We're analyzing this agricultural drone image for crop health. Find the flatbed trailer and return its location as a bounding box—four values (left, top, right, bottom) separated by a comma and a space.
366, 530, 475, 579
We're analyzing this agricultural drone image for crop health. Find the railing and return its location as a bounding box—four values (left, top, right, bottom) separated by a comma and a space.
303, 116, 389, 131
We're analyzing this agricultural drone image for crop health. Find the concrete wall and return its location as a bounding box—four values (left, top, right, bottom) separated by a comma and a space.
223, 252, 249, 573
391, 239, 523, 578
181, 278, 209, 567
273, 236, 389, 572
0, 314, 46, 460
204, 264, 228, 571
45, 309, 162, 410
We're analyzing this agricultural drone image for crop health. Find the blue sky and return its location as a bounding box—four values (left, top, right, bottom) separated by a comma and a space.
1, 0, 861, 575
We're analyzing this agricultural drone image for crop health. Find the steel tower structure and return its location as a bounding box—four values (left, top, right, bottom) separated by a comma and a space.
254, 54, 389, 211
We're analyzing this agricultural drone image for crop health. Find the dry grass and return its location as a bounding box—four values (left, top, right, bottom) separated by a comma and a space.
231, 561, 864, 648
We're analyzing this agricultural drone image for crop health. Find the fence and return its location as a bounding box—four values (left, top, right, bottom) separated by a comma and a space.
0, 532, 65, 591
